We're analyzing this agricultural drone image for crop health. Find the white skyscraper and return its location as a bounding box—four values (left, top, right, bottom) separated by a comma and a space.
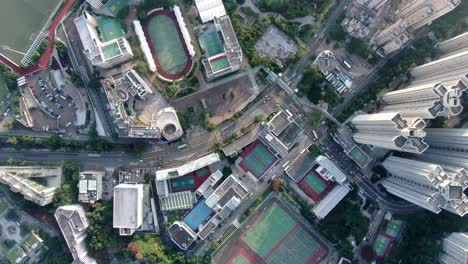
439, 232, 468, 264
55, 205, 97, 264
74, 12, 133, 69
380, 81, 466, 119
350, 112, 428, 154
379, 32, 468, 119
381, 156, 468, 216
371, 0, 461, 54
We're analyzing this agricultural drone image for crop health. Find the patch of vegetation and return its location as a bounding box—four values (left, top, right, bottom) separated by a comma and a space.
328, 24, 345, 42
240, 6, 259, 18
308, 144, 322, 157
307, 110, 322, 126
386, 211, 468, 264
166, 85, 179, 98
0, 64, 19, 92
345, 37, 370, 58
176, 110, 193, 130
257, 0, 312, 19
297, 64, 324, 103
338, 36, 435, 121
298, 24, 316, 43
430, 0, 468, 40
86, 200, 124, 257
53, 161, 79, 207
184, 76, 199, 88
127, 234, 211, 263
26, 39, 49, 67
176, 88, 196, 99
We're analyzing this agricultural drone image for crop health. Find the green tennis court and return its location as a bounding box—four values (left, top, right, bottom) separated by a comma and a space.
98, 17, 124, 42
147, 14, 188, 75
202, 31, 224, 56
385, 219, 403, 238
240, 142, 276, 178
373, 234, 391, 257
210, 57, 230, 72
196, 168, 210, 178
105, 0, 129, 15
170, 176, 195, 192
242, 203, 296, 257
303, 171, 327, 194
268, 227, 319, 264
102, 42, 121, 60
232, 254, 252, 264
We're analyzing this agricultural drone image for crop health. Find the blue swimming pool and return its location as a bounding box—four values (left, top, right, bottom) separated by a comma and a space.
184, 200, 213, 231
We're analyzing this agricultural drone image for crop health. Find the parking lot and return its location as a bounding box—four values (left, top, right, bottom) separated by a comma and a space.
24, 70, 79, 132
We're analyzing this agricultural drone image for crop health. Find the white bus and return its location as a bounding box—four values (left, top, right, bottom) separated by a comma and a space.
343, 60, 352, 70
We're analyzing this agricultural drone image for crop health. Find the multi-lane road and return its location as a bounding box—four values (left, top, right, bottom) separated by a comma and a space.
284, 0, 352, 83
320, 139, 420, 213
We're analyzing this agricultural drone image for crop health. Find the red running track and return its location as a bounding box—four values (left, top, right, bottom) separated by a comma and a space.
0, 0, 76, 75
141, 9, 193, 81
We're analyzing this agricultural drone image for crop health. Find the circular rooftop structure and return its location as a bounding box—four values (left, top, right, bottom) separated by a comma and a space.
163, 123, 177, 136
116, 89, 129, 101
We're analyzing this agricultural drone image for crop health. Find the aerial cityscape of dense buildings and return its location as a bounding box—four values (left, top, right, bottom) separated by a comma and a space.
0, 0, 466, 263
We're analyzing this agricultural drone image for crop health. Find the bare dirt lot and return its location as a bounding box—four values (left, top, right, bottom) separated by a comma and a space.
172, 75, 257, 125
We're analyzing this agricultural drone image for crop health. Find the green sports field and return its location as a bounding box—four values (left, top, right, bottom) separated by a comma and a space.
202, 31, 224, 56
211, 57, 230, 72
147, 15, 188, 75
0, 0, 61, 63
232, 254, 252, 264
267, 227, 319, 264
385, 219, 403, 238
242, 203, 296, 257
373, 234, 391, 257
98, 18, 124, 42
170, 176, 195, 192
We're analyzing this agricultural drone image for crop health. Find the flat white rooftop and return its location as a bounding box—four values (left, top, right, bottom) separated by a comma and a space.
113, 184, 143, 228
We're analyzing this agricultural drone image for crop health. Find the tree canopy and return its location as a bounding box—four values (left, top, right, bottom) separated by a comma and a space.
298, 64, 324, 104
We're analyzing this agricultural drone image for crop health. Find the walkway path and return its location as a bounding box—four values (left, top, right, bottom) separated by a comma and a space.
260, 66, 341, 125
0, 0, 76, 75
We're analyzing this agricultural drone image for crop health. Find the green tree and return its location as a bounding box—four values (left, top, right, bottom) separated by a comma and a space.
298, 64, 324, 103
134, 61, 149, 75
53, 184, 76, 207
299, 24, 316, 43
47, 134, 63, 150
307, 110, 322, 126
88, 79, 101, 89
176, 111, 192, 130
129, 234, 173, 264
86, 201, 119, 251
7, 136, 18, 145
386, 211, 468, 264
328, 24, 345, 41
116, 6, 130, 19
346, 37, 370, 58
